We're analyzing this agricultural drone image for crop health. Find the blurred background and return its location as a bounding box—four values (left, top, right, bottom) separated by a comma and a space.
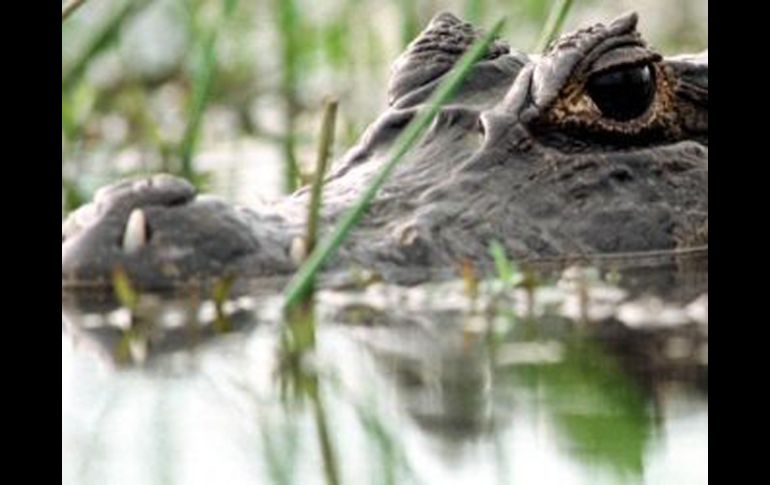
61, 0, 707, 216
62, 4, 708, 485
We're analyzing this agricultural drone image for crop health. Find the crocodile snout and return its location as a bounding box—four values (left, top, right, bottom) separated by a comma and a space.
62, 174, 265, 290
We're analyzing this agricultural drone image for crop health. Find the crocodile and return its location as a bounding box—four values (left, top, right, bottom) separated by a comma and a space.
61, 12, 708, 290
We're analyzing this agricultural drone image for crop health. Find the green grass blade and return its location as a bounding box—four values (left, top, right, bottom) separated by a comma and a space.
283, 18, 506, 309
310, 386, 340, 485
489, 240, 515, 283
274, 0, 302, 193
305, 98, 339, 256
178, 0, 239, 180
62, 0, 88, 22
535, 0, 574, 53
464, 0, 486, 24
397, 0, 420, 48
62, 0, 147, 92
112, 266, 139, 310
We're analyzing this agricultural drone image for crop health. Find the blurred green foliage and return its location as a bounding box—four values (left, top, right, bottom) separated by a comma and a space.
62, 0, 707, 214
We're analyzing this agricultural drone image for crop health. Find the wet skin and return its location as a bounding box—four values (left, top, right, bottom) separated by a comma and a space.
62, 12, 708, 290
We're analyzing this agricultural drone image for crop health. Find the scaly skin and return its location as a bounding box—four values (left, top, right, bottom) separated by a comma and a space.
61, 12, 708, 290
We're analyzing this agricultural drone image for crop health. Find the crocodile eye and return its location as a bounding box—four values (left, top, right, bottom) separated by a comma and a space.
586, 64, 655, 121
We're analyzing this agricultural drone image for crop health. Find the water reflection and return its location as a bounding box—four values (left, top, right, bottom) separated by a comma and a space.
62, 259, 707, 485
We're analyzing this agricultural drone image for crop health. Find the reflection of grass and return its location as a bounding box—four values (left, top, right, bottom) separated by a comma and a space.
310, 382, 340, 485
62, 4, 704, 483
277, 308, 419, 485
509, 334, 653, 478
212, 273, 237, 332
279, 305, 341, 485
260, 414, 300, 485
353, 395, 417, 485
112, 266, 139, 310
71, 262, 673, 484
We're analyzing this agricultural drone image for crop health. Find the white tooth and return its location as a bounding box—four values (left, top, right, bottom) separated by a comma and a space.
123, 209, 147, 254
289, 237, 307, 265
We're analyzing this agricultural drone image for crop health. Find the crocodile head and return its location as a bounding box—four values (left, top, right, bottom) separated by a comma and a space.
61, 175, 297, 289
61, 12, 708, 290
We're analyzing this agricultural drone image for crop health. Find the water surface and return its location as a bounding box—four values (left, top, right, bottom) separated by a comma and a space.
62, 256, 707, 485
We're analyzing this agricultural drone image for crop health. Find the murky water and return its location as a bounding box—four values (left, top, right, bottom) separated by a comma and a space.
62, 256, 707, 485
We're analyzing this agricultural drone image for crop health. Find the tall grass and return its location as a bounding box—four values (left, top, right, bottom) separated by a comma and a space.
397, 0, 420, 48
535, 0, 574, 52
63, 5, 706, 485
275, 0, 302, 193
464, 0, 486, 23
178, 0, 240, 181
62, 0, 705, 219
283, 18, 507, 309
305, 99, 339, 258
61, 0, 148, 92
62, 0, 89, 22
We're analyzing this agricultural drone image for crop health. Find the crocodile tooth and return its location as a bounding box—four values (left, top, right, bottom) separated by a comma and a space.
289, 237, 307, 265
122, 209, 147, 254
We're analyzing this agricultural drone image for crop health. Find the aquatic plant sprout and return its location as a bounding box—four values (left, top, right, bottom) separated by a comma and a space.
535, 0, 574, 52
282, 18, 507, 309
62, 0, 88, 22
179, 0, 240, 180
